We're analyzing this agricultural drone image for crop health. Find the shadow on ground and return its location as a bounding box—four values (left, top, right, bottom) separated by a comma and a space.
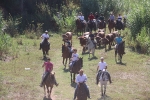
43, 96, 52, 100
97, 95, 112, 100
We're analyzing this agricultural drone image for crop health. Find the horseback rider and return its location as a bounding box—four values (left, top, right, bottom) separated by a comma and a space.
78, 12, 85, 27
65, 39, 72, 53
99, 13, 105, 26
69, 49, 79, 72
73, 69, 91, 100
39, 30, 50, 50
116, 14, 123, 28
109, 12, 115, 21
96, 57, 110, 84
40, 57, 59, 87
88, 12, 95, 23
115, 33, 125, 54
94, 12, 99, 21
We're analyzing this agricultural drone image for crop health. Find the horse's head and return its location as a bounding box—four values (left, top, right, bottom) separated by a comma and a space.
79, 57, 83, 67
43, 38, 48, 43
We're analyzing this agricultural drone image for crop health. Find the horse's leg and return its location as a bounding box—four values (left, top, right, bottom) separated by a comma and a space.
73, 73, 75, 83
101, 84, 103, 96
105, 44, 106, 52
65, 58, 68, 69
115, 50, 117, 62
104, 84, 106, 96
44, 85, 46, 97
62, 57, 64, 65
70, 72, 72, 83
47, 86, 50, 97
50, 86, 53, 98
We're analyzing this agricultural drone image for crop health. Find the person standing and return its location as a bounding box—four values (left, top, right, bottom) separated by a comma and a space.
73, 69, 91, 100
40, 57, 59, 87
96, 57, 107, 84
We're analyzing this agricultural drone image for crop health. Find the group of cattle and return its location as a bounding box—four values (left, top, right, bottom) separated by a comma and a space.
78, 29, 119, 52
62, 29, 119, 53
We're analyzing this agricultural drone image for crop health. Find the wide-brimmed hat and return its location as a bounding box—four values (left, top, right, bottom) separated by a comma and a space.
45, 30, 48, 33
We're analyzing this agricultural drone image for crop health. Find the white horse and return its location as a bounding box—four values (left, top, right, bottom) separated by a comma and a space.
85, 36, 96, 59
99, 69, 112, 96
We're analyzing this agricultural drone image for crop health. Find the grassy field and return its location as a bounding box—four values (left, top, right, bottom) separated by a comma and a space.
0, 31, 150, 100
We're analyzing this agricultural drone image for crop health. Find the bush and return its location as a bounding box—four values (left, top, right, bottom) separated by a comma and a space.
136, 27, 150, 54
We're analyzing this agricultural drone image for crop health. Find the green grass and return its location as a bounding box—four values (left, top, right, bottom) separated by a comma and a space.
0, 32, 150, 100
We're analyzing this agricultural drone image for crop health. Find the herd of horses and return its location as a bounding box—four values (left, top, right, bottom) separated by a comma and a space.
75, 18, 125, 36
39, 19, 125, 100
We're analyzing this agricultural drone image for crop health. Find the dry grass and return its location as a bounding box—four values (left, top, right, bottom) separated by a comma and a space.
0, 32, 150, 100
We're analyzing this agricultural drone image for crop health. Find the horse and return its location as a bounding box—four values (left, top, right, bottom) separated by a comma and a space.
62, 44, 72, 69
115, 20, 125, 34
108, 19, 115, 33
76, 19, 86, 36
43, 72, 55, 99
99, 69, 112, 97
115, 41, 125, 63
86, 36, 96, 59
41, 38, 50, 58
98, 20, 106, 31
76, 83, 88, 100
70, 57, 83, 83
87, 20, 96, 32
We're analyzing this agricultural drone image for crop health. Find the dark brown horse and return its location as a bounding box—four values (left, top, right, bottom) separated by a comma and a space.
62, 44, 71, 69
43, 72, 55, 99
76, 19, 86, 36
87, 20, 96, 32
70, 57, 83, 83
98, 20, 106, 31
115, 41, 125, 63
108, 19, 115, 33
41, 38, 50, 57
115, 21, 125, 31
76, 83, 88, 100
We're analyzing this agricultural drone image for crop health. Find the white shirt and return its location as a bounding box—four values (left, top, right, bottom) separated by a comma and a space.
109, 15, 115, 20
76, 74, 87, 83
79, 16, 84, 21
71, 53, 79, 61
118, 16, 122, 21
98, 61, 107, 71
41, 33, 49, 42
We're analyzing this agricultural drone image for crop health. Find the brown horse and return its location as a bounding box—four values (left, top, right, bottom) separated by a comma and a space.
43, 72, 55, 99
62, 32, 72, 44
76, 19, 86, 36
76, 83, 88, 100
108, 19, 115, 33
87, 20, 96, 32
41, 38, 50, 58
62, 44, 71, 69
70, 57, 83, 83
115, 41, 125, 63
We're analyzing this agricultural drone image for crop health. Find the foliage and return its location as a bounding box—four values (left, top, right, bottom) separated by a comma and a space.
136, 27, 150, 54
80, 0, 125, 20
127, 0, 150, 39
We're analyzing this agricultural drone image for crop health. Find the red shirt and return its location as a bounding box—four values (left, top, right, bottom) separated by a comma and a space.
88, 14, 95, 20
44, 62, 53, 72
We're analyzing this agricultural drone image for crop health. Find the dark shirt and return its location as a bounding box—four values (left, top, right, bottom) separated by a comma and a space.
95, 14, 99, 19
99, 16, 104, 21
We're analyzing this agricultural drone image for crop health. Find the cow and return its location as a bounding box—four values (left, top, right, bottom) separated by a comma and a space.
78, 36, 87, 54
62, 32, 72, 44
